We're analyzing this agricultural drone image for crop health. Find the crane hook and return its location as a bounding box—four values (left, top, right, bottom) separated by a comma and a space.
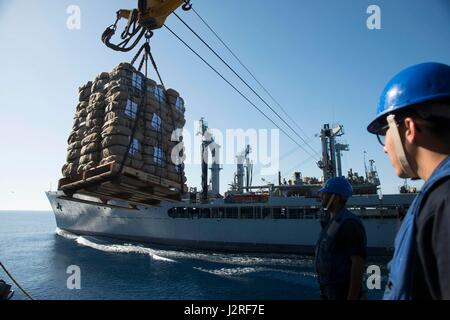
182, 0, 192, 11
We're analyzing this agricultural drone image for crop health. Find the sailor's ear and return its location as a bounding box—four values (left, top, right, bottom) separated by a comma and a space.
403, 117, 419, 144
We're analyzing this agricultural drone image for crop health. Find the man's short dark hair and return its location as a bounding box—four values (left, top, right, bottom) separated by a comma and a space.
394, 102, 450, 142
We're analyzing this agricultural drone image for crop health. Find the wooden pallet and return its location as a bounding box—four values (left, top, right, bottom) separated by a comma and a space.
58, 162, 184, 207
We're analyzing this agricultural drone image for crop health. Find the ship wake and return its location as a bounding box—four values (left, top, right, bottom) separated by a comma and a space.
54, 229, 315, 274
55, 228, 176, 262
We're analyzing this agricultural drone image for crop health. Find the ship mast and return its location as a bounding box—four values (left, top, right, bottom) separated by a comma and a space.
317, 124, 345, 180
198, 118, 211, 202
233, 145, 252, 193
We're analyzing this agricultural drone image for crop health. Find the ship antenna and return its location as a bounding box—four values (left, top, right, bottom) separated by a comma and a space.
364, 151, 368, 181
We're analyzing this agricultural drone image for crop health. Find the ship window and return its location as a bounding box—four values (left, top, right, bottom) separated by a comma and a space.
188, 207, 198, 218
240, 207, 254, 219
273, 207, 287, 219
125, 99, 138, 119
254, 207, 262, 219
289, 208, 303, 219
304, 208, 319, 219
262, 207, 271, 219
168, 207, 187, 218
211, 208, 220, 219
199, 208, 210, 218
225, 207, 238, 219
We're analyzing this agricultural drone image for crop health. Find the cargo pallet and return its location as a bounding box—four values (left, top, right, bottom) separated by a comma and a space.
58, 162, 184, 207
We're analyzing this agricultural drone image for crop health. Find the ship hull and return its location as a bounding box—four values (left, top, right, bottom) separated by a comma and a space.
46, 191, 400, 256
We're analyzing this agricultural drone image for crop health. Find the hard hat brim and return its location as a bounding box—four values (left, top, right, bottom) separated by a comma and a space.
367, 93, 450, 134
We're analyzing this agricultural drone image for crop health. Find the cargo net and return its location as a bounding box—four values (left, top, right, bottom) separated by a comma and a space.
59, 62, 187, 205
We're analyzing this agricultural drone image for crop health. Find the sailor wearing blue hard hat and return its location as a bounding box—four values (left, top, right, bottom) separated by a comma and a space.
367, 62, 450, 300
315, 177, 367, 300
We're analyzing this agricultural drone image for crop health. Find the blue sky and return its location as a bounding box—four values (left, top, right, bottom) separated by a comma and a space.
0, 0, 449, 210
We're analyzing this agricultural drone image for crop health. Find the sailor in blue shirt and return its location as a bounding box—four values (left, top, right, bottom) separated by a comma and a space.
315, 177, 367, 300
367, 62, 450, 299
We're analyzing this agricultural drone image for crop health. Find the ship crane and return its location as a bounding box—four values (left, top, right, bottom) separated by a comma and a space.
364, 152, 381, 186
317, 124, 345, 181
102, 0, 192, 52
232, 145, 253, 193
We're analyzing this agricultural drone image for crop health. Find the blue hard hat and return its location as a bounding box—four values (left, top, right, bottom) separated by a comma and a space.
367, 62, 450, 133
319, 177, 352, 198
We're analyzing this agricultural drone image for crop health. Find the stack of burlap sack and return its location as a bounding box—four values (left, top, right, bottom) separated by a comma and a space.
62, 63, 187, 187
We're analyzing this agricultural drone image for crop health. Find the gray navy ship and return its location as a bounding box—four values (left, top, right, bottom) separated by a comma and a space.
47, 122, 417, 255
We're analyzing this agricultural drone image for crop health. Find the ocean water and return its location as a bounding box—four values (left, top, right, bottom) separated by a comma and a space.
0, 211, 388, 300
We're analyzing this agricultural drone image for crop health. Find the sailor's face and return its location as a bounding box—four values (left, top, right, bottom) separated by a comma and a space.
320, 192, 331, 208
384, 124, 409, 178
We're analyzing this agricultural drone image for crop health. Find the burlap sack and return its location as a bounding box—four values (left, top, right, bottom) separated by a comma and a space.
62, 162, 79, 177
79, 87, 91, 102
154, 166, 167, 177
86, 108, 105, 120
167, 172, 182, 183
76, 101, 89, 112
143, 154, 156, 165
79, 153, 101, 164
66, 148, 80, 162
101, 125, 132, 137
95, 72, 110, 81
91, 79, 109, 94
77, 160, 100, 173
112, 62, 135, 70
142, 135, 162, 147
166, 88, 179, 98
106, 82, 130, 96
103, 114, 144, 130
142, 165, 156, 174
75, 108, 88, 119
175, 117, 186, 127
103, 145, 143, 159
86, 118, 104, 128
145, 98, 166, 113
101, 135, 130, 148
67, 141, 81, 151
102, 145, 127, 156
105, 91, 129, 103
72, 117, 82, 131
79, 81, 92, 93
105, 100, 143, 116
89, 92, 106, 104
86, 106, 105, 117
106, 80, 143, 97
81, 132, 102, 146
100, 155, 144, 170
81, 142, 102, 155
85, 126, 102, 136
68, 128, 86, 144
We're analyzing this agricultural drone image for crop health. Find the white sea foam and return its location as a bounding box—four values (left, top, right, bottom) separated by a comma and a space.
150, 250, 311, 268
54, 229, 310, 268
55, 228, 78, 240
75, 237, 175, 262
193, 266, 266, 276
55, 228, 175, 262
193, 266, 315, 278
